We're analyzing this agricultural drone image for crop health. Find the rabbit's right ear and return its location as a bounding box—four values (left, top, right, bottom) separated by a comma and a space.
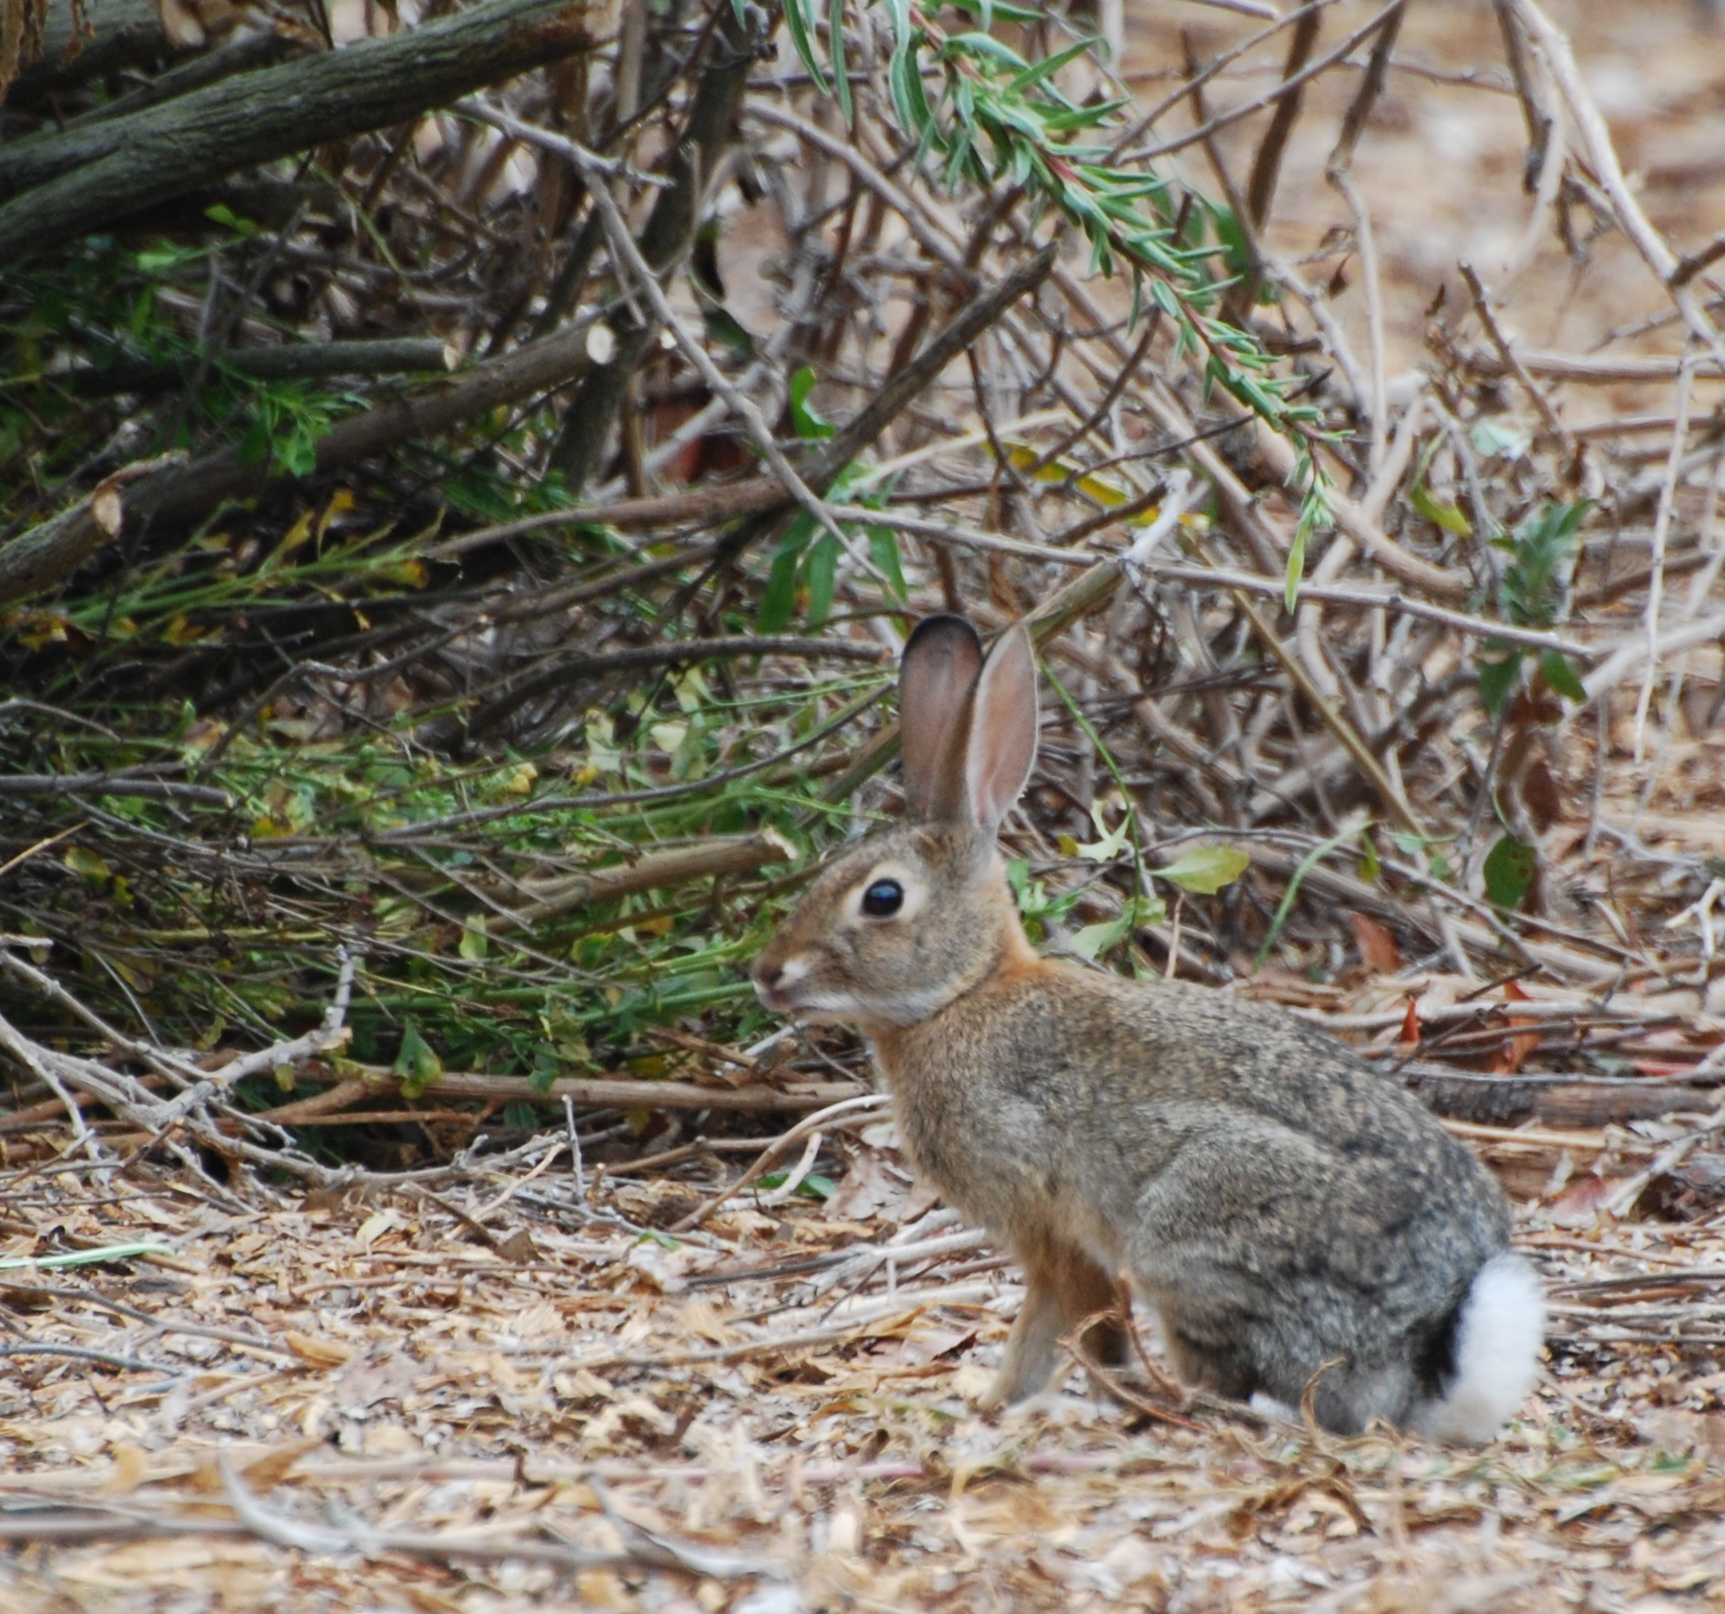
962, 623, 1037, 837
899, 615, 983, 822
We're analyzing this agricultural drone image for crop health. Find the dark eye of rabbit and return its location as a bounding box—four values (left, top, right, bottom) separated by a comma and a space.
861, 878, 904, 918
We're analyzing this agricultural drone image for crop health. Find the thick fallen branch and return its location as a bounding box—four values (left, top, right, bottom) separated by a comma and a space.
0, 454, 178, 605
0, 0, 605, 259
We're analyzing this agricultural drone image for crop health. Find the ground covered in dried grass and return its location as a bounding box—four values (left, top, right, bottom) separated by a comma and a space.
7, 1065, 1725, 1614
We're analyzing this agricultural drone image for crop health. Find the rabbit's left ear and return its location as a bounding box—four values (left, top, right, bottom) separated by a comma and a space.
963, 624, 1038, 837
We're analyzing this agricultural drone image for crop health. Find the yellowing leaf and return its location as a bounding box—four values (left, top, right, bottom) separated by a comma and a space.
1004, 442, 1132, 507
11, 610, 70, 650
63, 846, 112, 885
1154, 845, 1249, 894
1410, 481, 1472, 536
261, 508, 317, 573
649, 721, 688, 756
375, 558, 427, 587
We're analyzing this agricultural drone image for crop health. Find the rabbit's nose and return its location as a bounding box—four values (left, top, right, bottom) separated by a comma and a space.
752, 955, 800, 1009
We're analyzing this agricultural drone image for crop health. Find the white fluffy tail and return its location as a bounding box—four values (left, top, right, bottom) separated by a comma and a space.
1416, 1251, 1544, 1443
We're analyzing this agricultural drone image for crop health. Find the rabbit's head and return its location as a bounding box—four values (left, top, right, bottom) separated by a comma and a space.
752, 616, 1039, 1030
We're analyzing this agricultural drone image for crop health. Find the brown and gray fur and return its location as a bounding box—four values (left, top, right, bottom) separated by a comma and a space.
754, 616, 1542, 1438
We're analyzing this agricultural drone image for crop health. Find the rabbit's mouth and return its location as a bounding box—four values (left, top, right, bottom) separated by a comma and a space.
752, 954, 814, 1015
752, 956, 861, 1024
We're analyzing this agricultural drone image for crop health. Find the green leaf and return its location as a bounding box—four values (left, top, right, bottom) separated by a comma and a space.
758, 516, 814, 631
1008, 34, 1093, 95
1154, 844, 1249, 894
458, 925, 488, 962
941, 0, 1042, 21
0, 1242, 175, 1271
782, 0, 831, 93
805, 531, 840, 627
701, 302, 756, 357
1409, 481, 1472, 536
203, 203, 259, 238
1284, 520, 1307, 613
946, 30, 1030, 69
1069, 893, 1166, 961
867, 525, 908, 602
1069, 911, 1133, 961
394, 1017, 443, 1099
1539, 648, 1587, 703
1357, 829, 1381, 884
759, 1170, 835, 1199
1483, 834, 1538, 911
829, 0, 853, 124
1478, 652, 1522, 716
1500, 502, 1586, 627
787, 366, 834, 440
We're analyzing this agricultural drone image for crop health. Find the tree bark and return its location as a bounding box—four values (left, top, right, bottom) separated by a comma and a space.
0, 0, 604, 260
9, 0, 179, 103
0, 482, 122, 605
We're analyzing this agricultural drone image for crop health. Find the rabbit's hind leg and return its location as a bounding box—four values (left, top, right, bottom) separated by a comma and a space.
1148, 1296, 1261, 1404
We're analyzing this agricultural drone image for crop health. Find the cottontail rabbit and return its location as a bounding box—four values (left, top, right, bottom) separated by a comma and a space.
754, 615, 1543, 1439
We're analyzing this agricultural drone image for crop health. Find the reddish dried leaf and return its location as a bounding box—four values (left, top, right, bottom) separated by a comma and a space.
1348, 912, 1401, 974
1397, 997, 1421, 1047
1521, 759, 1563, 832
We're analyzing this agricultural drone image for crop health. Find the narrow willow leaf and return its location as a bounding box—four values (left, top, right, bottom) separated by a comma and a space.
1009, 34, 1094, 95
806, 531, 840, 627
1284, 521, 1307, 613
947, 30, 1030, 69
783, 0, 831, 94
829, 0, 853, 125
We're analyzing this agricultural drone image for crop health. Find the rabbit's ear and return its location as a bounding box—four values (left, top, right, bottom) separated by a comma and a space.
964, 623, 1038, 836
900, 615, 984, 822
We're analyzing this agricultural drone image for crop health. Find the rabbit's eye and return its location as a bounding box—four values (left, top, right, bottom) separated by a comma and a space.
861, 878, 904, 917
